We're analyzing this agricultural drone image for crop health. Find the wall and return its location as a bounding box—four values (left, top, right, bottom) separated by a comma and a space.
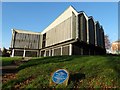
40, 44, 70, 57
13, 32, 40, 49
78, 13, 87, 43
46, 17, 72, 47
95, 22, 101, 47
88, 18, 95, 45
45, 12, 76, 47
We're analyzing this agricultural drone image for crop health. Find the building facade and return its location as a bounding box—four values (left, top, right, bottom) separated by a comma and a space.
10, 6, 106, 57
111, 40, 120, 54
10, 29, 40, 57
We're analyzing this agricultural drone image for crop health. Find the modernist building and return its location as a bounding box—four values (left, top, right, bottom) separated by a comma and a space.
10, 30, 40, 57
10, 6, 106, 57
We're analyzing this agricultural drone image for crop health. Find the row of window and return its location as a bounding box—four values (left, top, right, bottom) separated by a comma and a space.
41, 45, 69, 57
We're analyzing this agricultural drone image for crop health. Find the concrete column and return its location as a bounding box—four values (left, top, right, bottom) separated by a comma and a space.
52, 49, 54, 56
69, 44, 72, 55
11, 49, 14, 57
71, 14, 73, 38
76, 15, 79, 39
23, 49, 26, 57
87, 19, 89, 44
61, 46, 62, 56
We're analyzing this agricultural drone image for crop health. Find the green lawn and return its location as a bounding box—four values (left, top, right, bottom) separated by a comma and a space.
2, 55, 120, 89
1, 57, 22, 66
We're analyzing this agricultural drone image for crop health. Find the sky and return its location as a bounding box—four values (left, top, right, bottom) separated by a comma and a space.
118, 1, 120, 40
2, 2, 118, 49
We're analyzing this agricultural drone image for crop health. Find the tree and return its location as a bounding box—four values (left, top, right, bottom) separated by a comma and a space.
1, 47, 10, 57
104, 35, 111, 50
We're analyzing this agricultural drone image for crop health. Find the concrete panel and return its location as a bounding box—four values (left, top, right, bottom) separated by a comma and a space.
72, 12, 76, 39
46, 17, 72, 47
78, 14, 87, 43
88, 18, 95, 45
95, 22, 101, 47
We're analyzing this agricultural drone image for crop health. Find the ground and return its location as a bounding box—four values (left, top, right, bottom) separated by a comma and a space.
1, 55, 120, 89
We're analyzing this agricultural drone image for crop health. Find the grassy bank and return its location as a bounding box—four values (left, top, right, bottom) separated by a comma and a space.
2, 55, 120, 89
1, 57, 22, 66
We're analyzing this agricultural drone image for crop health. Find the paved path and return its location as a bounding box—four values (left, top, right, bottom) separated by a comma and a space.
1, 57, 32, 74
1, 65, 19, 84
1, 65, 19, 74
1, 57, 32, 83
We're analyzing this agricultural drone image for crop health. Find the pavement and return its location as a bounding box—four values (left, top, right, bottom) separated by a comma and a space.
0, 57, 31, 81
1, 57, 32, 74
1, 65, 19, 74
1, 57, 31, 84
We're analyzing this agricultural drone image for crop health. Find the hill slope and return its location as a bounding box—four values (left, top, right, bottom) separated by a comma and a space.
2, 55, 120, 89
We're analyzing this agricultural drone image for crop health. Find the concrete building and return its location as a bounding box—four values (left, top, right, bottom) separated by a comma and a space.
10, 29, 40, 57
111, 40, 120, 54
10, 6, 106, 57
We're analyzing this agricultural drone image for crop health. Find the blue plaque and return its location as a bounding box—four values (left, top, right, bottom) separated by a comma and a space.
52, 69, 69, 84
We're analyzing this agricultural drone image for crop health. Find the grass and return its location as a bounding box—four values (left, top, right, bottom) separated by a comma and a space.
2, 55, 120, 89
1, 57, 22, 66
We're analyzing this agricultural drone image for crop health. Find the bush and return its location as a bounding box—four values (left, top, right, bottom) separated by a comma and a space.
1, 47, 10, 57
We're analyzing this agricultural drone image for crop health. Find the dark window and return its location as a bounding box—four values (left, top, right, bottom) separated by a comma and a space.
42, 33, 46, 48
14, 50, 24, 56
54, 48, 61, 56
50, 50, 52, 56
46, 51, 49, 56
41, 50, 45, 56
62, 46, 69, 55
26, 51, 37, 57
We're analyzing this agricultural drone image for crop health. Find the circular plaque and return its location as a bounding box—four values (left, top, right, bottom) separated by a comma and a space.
52, 69, 69, 84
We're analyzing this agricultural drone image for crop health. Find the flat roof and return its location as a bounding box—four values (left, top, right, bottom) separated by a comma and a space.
12, 29, 41, 35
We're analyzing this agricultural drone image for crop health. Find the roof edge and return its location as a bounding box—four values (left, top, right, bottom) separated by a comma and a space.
41, 5, 78, 34
12, 28, 41, 34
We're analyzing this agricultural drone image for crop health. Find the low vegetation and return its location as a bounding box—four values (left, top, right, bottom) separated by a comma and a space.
1, 57, 22, 66
2, 55, 120, 89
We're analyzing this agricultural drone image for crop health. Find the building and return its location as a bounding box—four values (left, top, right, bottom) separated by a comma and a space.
10, 6, 106, 57
10, 29, 40, 57
111, 40, 120, 54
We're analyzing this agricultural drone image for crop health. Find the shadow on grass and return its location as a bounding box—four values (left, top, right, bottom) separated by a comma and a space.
69, 72, 85, 83
68, 72, 85, 88
18, 56, 76, 71
17, 55, 106, 71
